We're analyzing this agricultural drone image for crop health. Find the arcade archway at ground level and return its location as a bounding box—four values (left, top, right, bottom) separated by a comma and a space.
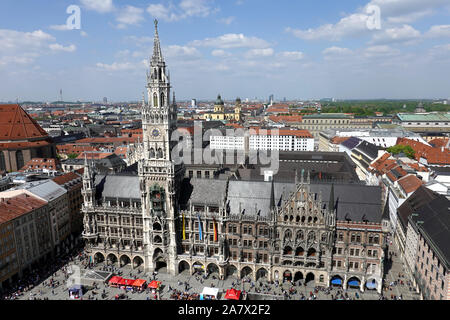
106, 253, 118, 266
347, 277, 361, 289
256, 268, 268, 280
283, 270, 292, 282
133, 256, 144, 269
120, 254, 131, 268
207, 263, 220, 277
155, 257, 167, 273
226, 265, 238, 278
294, 271, 304, 282
365, 278, 378, 290
241, 266, 253, 278
94, 252, 105, 264
178, 261, 190, 274
305, 272, 315, 285
330, 275, 343, 287
192, 262, 204, 275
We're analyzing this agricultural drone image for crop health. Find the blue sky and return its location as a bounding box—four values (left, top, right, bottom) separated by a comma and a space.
1, 0, 450, 102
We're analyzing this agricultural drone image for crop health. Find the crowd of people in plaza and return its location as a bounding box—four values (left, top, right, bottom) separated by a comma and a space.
0, 244, 85, 300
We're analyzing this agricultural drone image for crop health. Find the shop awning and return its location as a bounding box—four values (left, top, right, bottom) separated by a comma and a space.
225, 289, 241, 300
331, 278, 342, 285
348, 280, 360, 287
119, 278, 135, 286
201, 287, 219, 298
132, 279, 147, 288
148, 281, 161, 289
366, 281, 377, 289
109, 276, 123, 285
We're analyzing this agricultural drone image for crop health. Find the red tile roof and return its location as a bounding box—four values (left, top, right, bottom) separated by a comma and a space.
0, 104, 48, 141
330, 136, 351, 145
0, 193, 47, 224
20, 158, 60, 172
428, 138, 449, 149
396, 138, 450, 165
397, 175, 423, 194
52, 171, 82, 186
269, 115, 303, 123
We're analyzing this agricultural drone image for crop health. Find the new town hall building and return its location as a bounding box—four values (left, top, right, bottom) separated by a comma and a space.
81, 21, 388, 293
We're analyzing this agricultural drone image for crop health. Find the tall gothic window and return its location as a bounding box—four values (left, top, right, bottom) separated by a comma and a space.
0, 152, 5, 171
16, 150, 24, 170
161, 93, 165, 106
153, 93, 158, 107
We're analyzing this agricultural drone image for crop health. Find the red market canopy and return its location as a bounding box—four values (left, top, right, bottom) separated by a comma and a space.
148, 281, 161, 289
109, 276, 123, 285
132, 279, 147, 288
118, 278, 135, 286
225, 289, 241, 300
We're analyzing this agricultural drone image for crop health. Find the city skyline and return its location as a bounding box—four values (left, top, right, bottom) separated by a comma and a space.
1, 0, 450, 102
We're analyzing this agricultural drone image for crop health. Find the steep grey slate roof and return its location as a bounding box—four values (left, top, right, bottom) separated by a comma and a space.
411, 195, 450, 266
195, 179, 383, 222
94, 175, 140, 200
187, 178, 227, 206
228, 180, 276, 218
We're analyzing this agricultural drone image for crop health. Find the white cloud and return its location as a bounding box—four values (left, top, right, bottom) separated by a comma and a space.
190, 33, 271, 49
49, 24, 71, 31
96, 61, 137, 71
286, 0, 450, 42
147, 0, 217, 22
80, 0, 115, 13
370, 24, 421, 44
245, 48, 274, 58
368, 0, 449, 24
278, 51, 304, 60
116, 5, 145, 28
165, 45, 201, 59
363, 45, 400, 58
323, 46, 354, 56
211, 49, 231, 57
49, 43, 77, 52
426, 25, 450, 38
286, 13, 370, 41
218, 16, 235, 25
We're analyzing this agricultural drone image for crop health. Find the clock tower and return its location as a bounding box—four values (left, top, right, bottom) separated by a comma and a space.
139, 19, 184, 275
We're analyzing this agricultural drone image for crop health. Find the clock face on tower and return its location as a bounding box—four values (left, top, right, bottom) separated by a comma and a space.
152, 128, 161, 138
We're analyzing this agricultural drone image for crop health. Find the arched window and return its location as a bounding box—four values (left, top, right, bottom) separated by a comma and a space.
161, 93, 165, 106
374, 235, 379, 244
153, 93, 158, 107
296, 230, 304, 241
0, 152, 6, 171
308, 231, 315, 242
16, 150, 24, 170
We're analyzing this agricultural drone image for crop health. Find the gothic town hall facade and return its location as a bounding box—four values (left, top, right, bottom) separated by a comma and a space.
82, 21, 388, 293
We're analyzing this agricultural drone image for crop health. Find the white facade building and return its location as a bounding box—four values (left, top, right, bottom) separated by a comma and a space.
210, 128, 314, 152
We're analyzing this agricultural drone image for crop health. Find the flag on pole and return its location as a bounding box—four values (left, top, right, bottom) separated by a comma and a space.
197, 214, 203, 241
182, 212, 186, 240
213, 218, 218, 242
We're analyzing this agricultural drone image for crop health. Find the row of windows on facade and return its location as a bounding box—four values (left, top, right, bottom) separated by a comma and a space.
419, 260, 446, 292
97, 238, 143, 248
337, 232, 380, 244
96, 216, 143, 225
189, 171, 211, 179
419, 236, 446, 275
98, 227, 143, 237
406, 122, 448, 125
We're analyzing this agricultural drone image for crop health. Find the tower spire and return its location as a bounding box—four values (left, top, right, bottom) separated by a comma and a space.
152, 19, 164, 63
